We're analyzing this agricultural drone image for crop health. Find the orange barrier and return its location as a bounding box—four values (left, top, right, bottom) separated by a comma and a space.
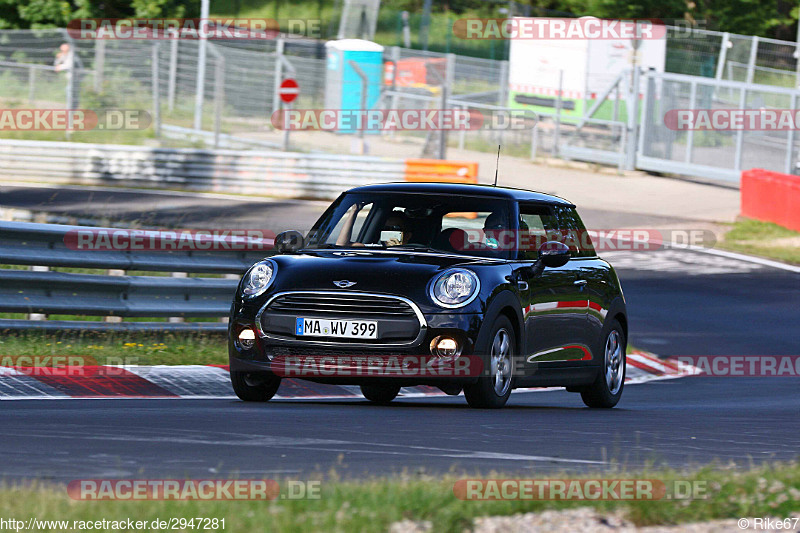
741, 169, 800, 232
404, 159, 478, 184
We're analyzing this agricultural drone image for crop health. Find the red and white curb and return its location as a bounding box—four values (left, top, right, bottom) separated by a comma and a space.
0, 351, 697, 400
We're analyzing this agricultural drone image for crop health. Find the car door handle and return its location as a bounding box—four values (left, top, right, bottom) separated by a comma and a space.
573, 280, 588, 286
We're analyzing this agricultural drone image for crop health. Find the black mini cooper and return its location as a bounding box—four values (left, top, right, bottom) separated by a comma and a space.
228, 183, 627, 409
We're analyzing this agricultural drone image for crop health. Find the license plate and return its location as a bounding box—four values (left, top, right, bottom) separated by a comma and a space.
295, 318, 378, 339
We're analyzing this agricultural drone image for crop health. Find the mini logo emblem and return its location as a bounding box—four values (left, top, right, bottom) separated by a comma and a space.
333, 280, 357, 288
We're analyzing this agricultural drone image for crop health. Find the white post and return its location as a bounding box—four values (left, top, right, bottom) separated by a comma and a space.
746, 36, 759, 84
94, 39, 105, 92
168, 37, 178, 112
193, 0, 210, 130
152, 42, 161, 138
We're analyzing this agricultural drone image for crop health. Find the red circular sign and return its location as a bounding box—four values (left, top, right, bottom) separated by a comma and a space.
279, 78, 299, 104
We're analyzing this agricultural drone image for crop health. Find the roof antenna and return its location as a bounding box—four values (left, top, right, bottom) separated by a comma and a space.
493, 145, 501, 187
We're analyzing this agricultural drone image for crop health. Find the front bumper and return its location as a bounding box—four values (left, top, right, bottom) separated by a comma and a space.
229, 312, 484, 386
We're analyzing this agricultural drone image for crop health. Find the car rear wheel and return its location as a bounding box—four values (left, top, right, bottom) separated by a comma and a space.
360, 384, 401, 405
231, 371, 281, 402
464, 316, 515, 409
580, 320, 626, 408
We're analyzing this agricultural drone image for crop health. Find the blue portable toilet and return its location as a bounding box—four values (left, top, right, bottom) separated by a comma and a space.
324, 39, 384, 134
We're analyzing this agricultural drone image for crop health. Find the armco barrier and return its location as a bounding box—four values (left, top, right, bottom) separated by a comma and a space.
404, 159, 478, 183
0, 140, 478, 199
0, 139, 405, 200
0, 220, 271, 331
741, 169, 800, 232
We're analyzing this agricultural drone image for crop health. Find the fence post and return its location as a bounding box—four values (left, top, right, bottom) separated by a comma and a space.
715, 32, 730, 81
272, 38, 285, 115
554, 70, 563, 157
685, 80, 697, 164
193, 0, 210, 130
94, 38, 105, 92
27, 266, 49, 321
104, 269, 125, 323
746, 36, 758, 84
214, 59, 224, 149
624, 67, 640, 170
786, 93, 797, 174
438, 53, 456, 160
734, 86, 747, 171
152, 42, 161, 138
28, 67, 36, 103
168, 272, 187, 323
168, 37, 178, 112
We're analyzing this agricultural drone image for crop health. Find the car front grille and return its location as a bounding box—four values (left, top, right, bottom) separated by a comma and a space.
256, 291, 426, 346
267, 293, 418, 318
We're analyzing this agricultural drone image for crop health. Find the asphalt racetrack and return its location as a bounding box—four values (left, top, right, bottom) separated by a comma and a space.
1, 185, 798, 480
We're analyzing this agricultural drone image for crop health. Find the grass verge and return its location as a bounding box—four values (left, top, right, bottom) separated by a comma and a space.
718, 218, 800, 265
0, 462, 798, 532
0, 331, 228, 366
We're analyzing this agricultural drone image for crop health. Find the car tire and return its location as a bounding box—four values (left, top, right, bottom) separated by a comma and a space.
464, 316, 515, 409
230, 371, 281, 402
360, 384, 401, 405
580, 319, 626, 408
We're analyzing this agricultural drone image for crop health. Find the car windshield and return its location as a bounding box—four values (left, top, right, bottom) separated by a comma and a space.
304, 192, 515, 259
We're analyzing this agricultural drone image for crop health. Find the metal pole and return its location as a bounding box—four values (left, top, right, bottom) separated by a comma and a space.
168, 36, 178, 112
348, 60, 369, 155
438, 53, 455, 160
734, 87, 747, 171
625, 67, 640, 170
530, 123, 538, 161
746, 36, 758, 84
715, 32, 730, 81
193, 0, 210, 130
796, 14, 800, 88
786, 93, 797, 173
272, 38, 285, 115
28, 67, 35, 103
282, 102, 291, 151
152, 42, 161, 138
685, 80, 697, 164
214, 60, 224, 149
94, 38, 105, 92
554, 70, 563, 157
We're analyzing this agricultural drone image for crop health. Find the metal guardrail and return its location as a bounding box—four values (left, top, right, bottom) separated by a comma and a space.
0, 139, 407, 200
0, 221, 273, 331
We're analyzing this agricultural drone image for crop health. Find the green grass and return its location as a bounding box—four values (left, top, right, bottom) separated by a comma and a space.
0, 462, 798, 532
719, 218, 800, 264
0, 331, 228, 366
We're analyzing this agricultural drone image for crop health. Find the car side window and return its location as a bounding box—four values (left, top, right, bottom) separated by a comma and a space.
518, 204, 560, 261
556, 206, 596, 257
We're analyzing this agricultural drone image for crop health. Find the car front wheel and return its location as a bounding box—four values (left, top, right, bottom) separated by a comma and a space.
464, 316, 515, 409
360, 384, 401, 405
580, 320, 626, 408
231, 371, 281, 402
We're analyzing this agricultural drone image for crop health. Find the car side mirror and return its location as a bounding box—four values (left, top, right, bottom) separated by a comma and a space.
274, 230, 305, 254
537, 241, 571, 268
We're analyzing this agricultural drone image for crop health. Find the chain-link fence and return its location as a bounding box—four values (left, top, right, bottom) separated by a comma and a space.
2, 25, 800, 181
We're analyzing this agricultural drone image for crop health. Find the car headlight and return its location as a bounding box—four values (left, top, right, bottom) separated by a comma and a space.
242, 260, 276, 298
430, 268, 480, 308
